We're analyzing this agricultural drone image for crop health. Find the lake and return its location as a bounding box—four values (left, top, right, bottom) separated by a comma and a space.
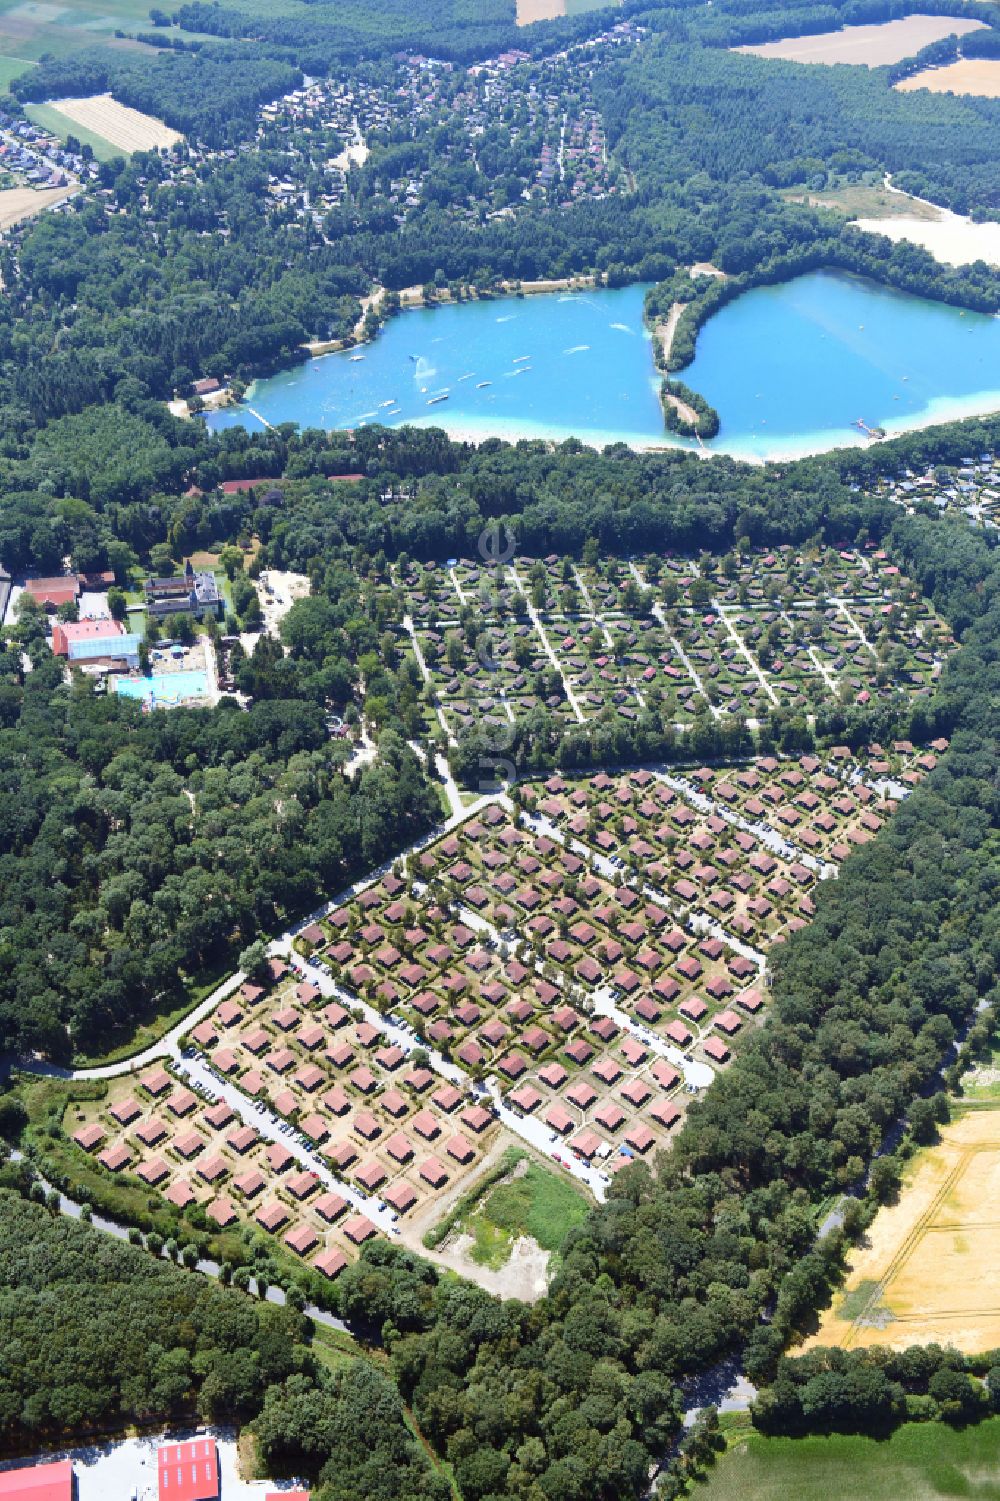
205, 272, 1000, 460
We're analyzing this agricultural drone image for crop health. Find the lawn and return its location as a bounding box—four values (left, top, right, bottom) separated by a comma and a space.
698, 1418, 1000, 1501
465, 1159, 589, 1268
24, 101, 122, 162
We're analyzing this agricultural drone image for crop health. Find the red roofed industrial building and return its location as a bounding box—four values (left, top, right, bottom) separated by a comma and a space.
158, 1438, 219, 1501
0, 1460, 74, 1501
51, 617, 126, 657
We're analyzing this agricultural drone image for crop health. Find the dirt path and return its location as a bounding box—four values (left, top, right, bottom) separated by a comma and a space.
655, 301, 684, 368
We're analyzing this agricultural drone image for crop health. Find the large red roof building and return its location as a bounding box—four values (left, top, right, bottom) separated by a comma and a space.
157, 1438, 219, 1501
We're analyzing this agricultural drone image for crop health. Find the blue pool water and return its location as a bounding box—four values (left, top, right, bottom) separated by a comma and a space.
204, 272, 1000, 459
114, 670, 210, 705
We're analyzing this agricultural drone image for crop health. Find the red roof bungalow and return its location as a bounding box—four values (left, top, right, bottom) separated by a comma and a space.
315, 1246, 349, 1279
570, 1129, 603, 1160
384, 1181, 418, 1214
285, 1223, 319, 1257
737, 986, 765, 1013
625, 1123, 656, 1155
411, 1109, 440, 1141
510, 1083, 543, 1113
165, 1180, 195, 1209
98, 1143, 131, 1173
0, 1461, 74, 1501
715, 1009, 742, 1035
73, 1122, 105, 1151
420, 1156, 448, 1188
385, 1131, 413, 1164
460, 1105, 492, 1133
565, 1080, 597, 1110
703, 1036, 731, 1064
594, 1101, 625, 1132
664, 1020, 693, 1047
545, 1104, 574, 1135
446, 1132, 474, 1164
650, 1099, 682, 1129
621, 1077, 652, 1107
256, 1201, 289, 1233
140, 1066, 172, 1096
344, 1214, 377, 1245
207, 1196, 237, 1228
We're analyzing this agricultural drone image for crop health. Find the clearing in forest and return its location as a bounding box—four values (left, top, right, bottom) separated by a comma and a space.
693, 1416, 1000, 1501
516, 0, 611, 25
42, 93, 182, 153
736, 16, 986, 67
896, 56, 1000, 97
809, 1105, 1000, 1353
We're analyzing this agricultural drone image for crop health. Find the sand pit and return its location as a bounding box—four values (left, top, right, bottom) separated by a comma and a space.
896, 56, 1000, 97
737, 16, 986, 67
0, 182, 76, 232
46, 93, 182, 152
852, 210, 1000, 268
809, 1107, 1000, 1353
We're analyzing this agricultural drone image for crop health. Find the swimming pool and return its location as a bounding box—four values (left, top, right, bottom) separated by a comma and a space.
114, 669, 210, 705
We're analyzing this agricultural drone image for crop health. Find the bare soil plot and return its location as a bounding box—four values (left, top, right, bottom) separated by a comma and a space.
46, 93, 182, 152
736, 16, 986, 67
896, 56, 1000, 97
809, 1106, 1000, 1353
0, 181, 75, 231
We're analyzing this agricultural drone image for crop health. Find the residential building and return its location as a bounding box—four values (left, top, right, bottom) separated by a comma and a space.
144, 561, 222, 622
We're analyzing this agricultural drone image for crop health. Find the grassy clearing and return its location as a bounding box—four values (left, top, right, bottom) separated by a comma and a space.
780, 182, 941, 222
697, 1418, 1000, 1501
465, 1159, 589, 1269
309, 1321, 364, 1375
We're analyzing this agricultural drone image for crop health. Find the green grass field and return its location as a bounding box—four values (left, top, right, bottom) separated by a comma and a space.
24, 100, 122, 161
465, 1159, 589, 1268
0, 49, 31, 88
699, 1418, 1000, 1500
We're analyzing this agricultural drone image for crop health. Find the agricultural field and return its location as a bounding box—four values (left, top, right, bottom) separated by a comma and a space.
27, 93, 181, 158
809, 1104, 1000, 1353
392, 543, 953, 743
694, 1417, 1000, 1501
896, 57, 1000, 98
736, 16, 986, 67
0, 0, 158, 62
54, 736, 945, 1288
0, 180, 75, 230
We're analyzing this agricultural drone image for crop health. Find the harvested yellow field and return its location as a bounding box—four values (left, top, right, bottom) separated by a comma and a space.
47, 93, 182, 152
896, 57, 1000, 97
810, 1107, 1000, 1354
0, 182, 76, 232
517, 0, 565, 23
737, 15, 986, 67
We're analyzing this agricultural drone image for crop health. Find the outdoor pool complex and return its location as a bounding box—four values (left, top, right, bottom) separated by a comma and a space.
114, 670, 210, 705
204, 272, 1000, 460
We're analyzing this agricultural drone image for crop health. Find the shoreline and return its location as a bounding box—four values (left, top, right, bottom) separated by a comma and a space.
302, 274, 599, 358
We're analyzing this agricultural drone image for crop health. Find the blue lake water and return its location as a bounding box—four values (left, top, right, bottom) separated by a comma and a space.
205, 271, 1000, 459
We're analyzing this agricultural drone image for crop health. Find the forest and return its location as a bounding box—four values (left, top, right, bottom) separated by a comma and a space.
0, 1184, 444, 1498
